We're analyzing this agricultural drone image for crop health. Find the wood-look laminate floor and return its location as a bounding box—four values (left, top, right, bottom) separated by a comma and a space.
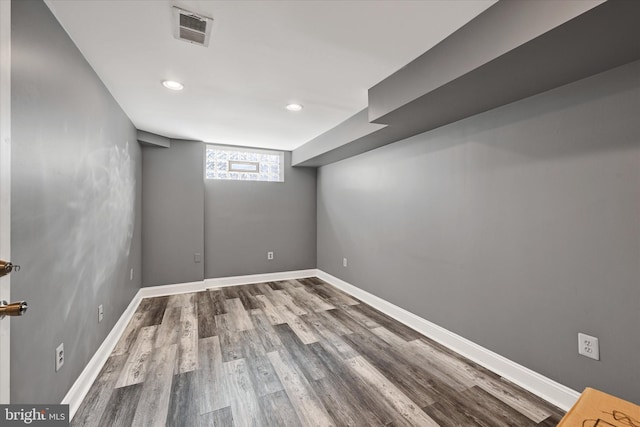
72, 277, 564, 427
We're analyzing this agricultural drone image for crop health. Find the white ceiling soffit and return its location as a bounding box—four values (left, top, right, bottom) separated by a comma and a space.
44, 0, 495, 151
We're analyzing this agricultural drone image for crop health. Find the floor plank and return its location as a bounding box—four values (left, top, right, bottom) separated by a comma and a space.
140, 296, 169, 327
411, 337, 553, 422
342, 331, 440, 408
175, 294, 199, 374
201, 406, 234, 427
315, 309, 356, 336
224, 358, 265, 427
71, 355, 127, 427
208, 290, 228, 315
259, 390, 301, 427
279, 305, 320, 345
274, 323, 326, 382
166, 371, 198, 427
267, 350, 335, 427
131, 343, 178, 427
249, 308, 283, 352
239, 328, 284, 396
309, 340, 403, 425
198, 336, 228, 415
196, 291, 217, 339
112, 311, 144, 356
351, 303, 423, 341
154, 306, 181, 348
347, 355, 440, 426
97, 384, 143, 427
284, 285, 335, 312
537, 412, 564, 426
254, 294, 286, 325
459, 385, 540, 427
272, 289, 308, 316
224, 297, 254, 332
302, 312, 359, 360
237, 287, 264, 311
115, 325, 158, 388
217, 315, 244, 363
372, 326, 472, 392
298, 278, 360, 307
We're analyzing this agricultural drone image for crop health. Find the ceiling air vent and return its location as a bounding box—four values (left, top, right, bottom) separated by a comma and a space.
172, 7, 213, 47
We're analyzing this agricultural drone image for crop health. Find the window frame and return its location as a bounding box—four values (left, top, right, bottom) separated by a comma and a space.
228, 160, 260, 173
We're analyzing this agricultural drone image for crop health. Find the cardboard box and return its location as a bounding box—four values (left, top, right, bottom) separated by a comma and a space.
558, 387, 640, 426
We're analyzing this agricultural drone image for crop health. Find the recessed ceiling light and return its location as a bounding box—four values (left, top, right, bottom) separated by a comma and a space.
285, 103, 303, 111
162, 80, 184, 90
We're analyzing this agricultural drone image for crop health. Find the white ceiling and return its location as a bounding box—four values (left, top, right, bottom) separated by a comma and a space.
45, 0, 496, 151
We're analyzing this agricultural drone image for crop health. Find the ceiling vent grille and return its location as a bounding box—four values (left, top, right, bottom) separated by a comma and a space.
173, 7, 212, 47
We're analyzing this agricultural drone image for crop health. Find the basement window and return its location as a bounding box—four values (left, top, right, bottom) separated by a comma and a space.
205, 145, 284, 182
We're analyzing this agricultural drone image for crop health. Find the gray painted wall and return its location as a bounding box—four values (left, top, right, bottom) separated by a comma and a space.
317, 61, 640, 402
142, 144, 316, 284
205, 150, 316, 278
11, 0, 141, 403
141, 140, 204, 287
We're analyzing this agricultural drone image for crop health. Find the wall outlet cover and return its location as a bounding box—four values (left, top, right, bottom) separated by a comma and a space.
98, 304, 104, 323
578, 332, 600, 360
267, 251, 274, 260
55, 343, 64, 372
343, 258, 348, 267
130, 268, 134, 281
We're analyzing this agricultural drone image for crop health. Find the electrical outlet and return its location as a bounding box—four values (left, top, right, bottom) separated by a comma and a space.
55, 343, 64, 372
130, 268, 134, 281
194, 253, 201, 263
98, 304, 104, 323
343, 258, 348, 267
267, 251, 274, 260
578, 333, 600, 360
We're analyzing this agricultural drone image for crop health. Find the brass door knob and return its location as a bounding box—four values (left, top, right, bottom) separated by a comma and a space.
0, 300, 28, 318
0, 260, 20, 278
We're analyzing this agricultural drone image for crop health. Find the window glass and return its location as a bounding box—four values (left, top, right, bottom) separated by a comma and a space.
205, 146, 284, 182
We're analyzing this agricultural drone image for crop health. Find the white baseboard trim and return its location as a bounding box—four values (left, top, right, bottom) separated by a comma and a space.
62, 269, 317, 419
136, 269, 319, 299
138, 280, 206, 299
204, 269, 317, 289
62, 291, 143, 420
315, 269, 581, 411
